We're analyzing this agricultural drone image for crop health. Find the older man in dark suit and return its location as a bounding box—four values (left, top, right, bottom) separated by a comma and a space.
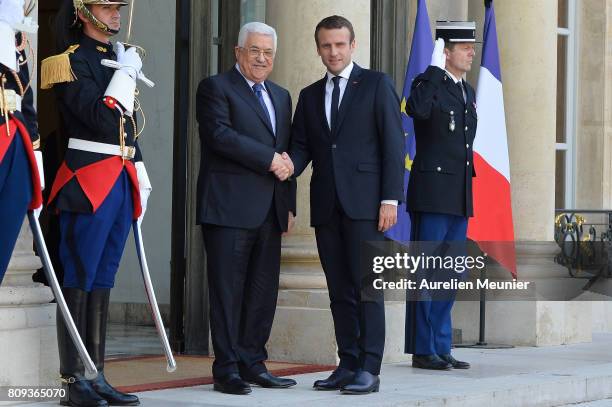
289, 15, 404, 395
196, 21, 296, 395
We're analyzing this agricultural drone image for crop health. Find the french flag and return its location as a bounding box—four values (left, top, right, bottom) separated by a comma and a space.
467, 0, 517, 277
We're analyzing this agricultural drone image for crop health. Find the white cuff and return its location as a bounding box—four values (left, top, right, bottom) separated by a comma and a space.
135, 161, 152, 191
104, 69, 136, 115
0, 21, 16, 72
34, 150, 44, 190
381, 200, 398, 206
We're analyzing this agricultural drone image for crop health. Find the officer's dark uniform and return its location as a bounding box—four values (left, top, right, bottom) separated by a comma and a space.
0, 32, 43, 281
404, 63, 477, 357
406, 65, 477, 218
42, 33, 142, 407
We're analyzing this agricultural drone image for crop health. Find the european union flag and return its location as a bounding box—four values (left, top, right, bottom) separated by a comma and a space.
385, 0, 433, 242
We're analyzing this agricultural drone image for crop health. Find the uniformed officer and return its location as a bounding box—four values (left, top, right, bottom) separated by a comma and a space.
42, 0, 152, 405
0, 0, 44, 283
404, 21, 477, 371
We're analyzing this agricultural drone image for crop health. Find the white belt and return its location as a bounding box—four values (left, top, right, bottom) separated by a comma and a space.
68, 138, 136, 160
0, 90, 22, 112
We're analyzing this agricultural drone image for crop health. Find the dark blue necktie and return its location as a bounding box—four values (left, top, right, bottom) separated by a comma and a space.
330, 76, 340, 131
457, 81, 466, 103
252, 83, 272, 128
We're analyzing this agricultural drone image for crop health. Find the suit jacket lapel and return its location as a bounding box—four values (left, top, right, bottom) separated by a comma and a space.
230, 67, 275, 137
333, 64, 362, 139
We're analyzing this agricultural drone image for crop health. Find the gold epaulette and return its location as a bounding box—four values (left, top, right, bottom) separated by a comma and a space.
40, 45, 80, 90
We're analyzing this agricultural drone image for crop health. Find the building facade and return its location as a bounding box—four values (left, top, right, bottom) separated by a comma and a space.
1, 0, 611, 385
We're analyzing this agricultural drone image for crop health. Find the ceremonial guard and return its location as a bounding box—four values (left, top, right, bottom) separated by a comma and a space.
42, 0, 152, 405
0, 0, 43, 282
404, 21, 478, 371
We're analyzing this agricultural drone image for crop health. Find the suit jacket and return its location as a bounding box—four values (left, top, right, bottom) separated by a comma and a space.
290, 63, 404, 226
406, 66, 477, 217
195, 67, 294, 231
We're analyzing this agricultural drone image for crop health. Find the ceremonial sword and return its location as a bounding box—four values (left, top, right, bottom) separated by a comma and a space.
133, 221, 177, 373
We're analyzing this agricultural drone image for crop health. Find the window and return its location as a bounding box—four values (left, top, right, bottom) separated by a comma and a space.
555, 0, 577, 209
241, 0, 266, 26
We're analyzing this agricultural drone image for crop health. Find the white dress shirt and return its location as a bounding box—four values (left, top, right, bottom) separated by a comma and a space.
235, 63, 276, 134
324, 61, 353, 127
324, 61, 397, 207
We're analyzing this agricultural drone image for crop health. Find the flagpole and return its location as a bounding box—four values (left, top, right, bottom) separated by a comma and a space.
456, 0, 514, 350
455, 249, 513, 349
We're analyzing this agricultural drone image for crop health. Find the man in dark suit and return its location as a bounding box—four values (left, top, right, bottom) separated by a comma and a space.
289, 15, 404, 395
404, 21, 477, 371
196, 21, 297, 395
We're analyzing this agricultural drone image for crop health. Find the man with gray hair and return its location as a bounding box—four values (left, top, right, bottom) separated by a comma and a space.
196, 21, 296, 395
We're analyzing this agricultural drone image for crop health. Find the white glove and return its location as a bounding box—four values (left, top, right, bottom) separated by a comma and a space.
34, 150, 44, 190
101, 42, 155, 87
0, 0, 25, 28
32, 150, 44, 219
103, 43, 144, 115
135, 161, 152, 226
115, 42, 142, 79
430, 38, 446, 70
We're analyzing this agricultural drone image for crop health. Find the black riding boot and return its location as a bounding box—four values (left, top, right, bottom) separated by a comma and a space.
58, 288, 108, 407
87, 289, 140, 406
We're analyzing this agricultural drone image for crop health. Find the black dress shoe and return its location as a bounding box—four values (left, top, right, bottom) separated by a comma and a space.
213, 373, 252, 395
90, 372, 140, 406
313, 368, 355, 390
60, 377, 108, 407
243, 371, 297, 388
412, 354, 452, 370
340, 371, 380, 395
439, 354, 471, 369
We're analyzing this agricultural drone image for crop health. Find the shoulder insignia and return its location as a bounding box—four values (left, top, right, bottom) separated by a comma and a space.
40, 45, 80, 90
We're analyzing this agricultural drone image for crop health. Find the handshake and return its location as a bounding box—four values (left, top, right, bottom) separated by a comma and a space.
269, 152, 294, 181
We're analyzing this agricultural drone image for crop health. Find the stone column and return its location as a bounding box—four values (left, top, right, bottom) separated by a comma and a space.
451, 0, 593, 346
582, 0, 612, 332
492, 0, 557, 240
0, 2, 59, 385
605, 1, 612, 209
0, 222, 57, 386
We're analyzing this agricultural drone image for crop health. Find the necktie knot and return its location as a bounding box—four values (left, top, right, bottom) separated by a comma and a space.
253, 83, 264, 94
332, 76, 340, 86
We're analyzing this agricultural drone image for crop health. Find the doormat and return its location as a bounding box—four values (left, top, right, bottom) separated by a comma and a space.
105, 355, 335, 393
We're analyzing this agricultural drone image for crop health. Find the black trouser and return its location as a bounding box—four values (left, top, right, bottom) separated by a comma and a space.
314, 199, 386, 375
202, 207, 282, 379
